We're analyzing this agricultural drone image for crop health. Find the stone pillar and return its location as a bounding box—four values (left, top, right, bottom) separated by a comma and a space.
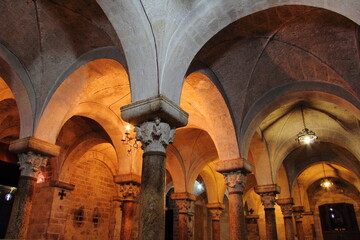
171, 192, 196, 240
121, 96, 188, 240
276, 198, 295, 240
6, 137, 60, 240
215, 158, 252, 240
254, 184, 280, 240
206, 203, 224, 240
115, 174, 141, 240
293, 206, 305, 240
246, 215, 260, 240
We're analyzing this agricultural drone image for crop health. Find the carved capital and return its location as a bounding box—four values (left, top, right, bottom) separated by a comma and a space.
276, 198, 294, 218
175, 199, 194, 214
293, 206, 304, 221
223, 171, 246, 193
259, 192, 277, 209
135, 118, 175, 153
119, 182, 141, 202
280, 203, 294, 217
208, 208, 223, 221
18, 151, 49, 178
206, 203, 225, 221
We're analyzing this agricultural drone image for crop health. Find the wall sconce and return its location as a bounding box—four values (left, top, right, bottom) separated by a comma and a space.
121, 124, 139, 153
296, 105, 318, 145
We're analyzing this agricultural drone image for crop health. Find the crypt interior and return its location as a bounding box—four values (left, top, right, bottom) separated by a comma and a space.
0, 1, 359, 240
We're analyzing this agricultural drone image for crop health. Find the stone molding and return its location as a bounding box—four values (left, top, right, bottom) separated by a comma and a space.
206, 203, 225, 221
119, 182, 141, 202
18, 152, 49, 178
10, 137, 60, 157
50, 180, 75, 191
114, 173, 141, 185
215, 158, 252, 174
120, 95, 188, 128
223, 170, 247, 193
135, 118, 175, 153
171, 192, 196, 214
276, 198, 294, 218
254, 184, 281, 194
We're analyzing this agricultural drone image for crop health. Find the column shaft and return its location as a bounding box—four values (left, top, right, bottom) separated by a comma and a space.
295, 220, 304, 240
121, 201, 136, 240
276, 198, 295, 240
212, 220, 220, 240
229, 192, 246, 240
139, 151, 166, 240
284, 217, 295, 240
5, 176, 36, 239
264, 208, 278, 240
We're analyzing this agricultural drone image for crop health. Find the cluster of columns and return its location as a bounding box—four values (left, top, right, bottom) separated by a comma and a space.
5, 96, 308, 240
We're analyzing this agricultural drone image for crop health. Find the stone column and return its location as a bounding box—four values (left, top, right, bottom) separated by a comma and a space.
115, 174, 141, 240
6, 137, 60, 240
171, 192, 196, 240
276, 198, 295, 240
293, 206, 305, 240
254, 184, 280, 240
206, 203, 224, 240
121, 96, 188, 240
246, 215, 260, 240
135, 118, 175, 240
215, 158, 252, 240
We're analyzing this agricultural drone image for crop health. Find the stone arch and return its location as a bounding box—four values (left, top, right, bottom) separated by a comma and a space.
97, 0, 158, 102
61, 148, 118, 184
239, 81, 360, 159
35, 57, 130, 141
248, 132, 274, 185
198, 164, 226, 204
0, 44, 35, 137
161, 1, 360, 104
181, 71, 239, 161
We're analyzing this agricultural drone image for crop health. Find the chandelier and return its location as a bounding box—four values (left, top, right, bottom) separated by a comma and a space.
296, 105, 318, 144
320, 162, 333, 190
121, 124, 139, 153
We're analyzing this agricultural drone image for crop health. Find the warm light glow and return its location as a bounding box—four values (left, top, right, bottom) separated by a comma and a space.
125, 125, 131, 132
320, 179, 333, 189
37, 172, 45, 183
296, 128, 318, 145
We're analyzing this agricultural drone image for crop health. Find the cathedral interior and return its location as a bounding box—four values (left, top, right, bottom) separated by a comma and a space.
0, 1, 359, 240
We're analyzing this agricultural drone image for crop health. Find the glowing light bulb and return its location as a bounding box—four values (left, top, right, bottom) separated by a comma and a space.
304, 136, 311, 144
125, 125, 131, 132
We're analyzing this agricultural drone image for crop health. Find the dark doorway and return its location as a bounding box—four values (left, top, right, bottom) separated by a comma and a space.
319, 203, 360, 240
0, 160, 20, 238
165, 188, 175, 240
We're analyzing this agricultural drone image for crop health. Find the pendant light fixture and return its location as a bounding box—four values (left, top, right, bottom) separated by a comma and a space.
296, 105, 318, 145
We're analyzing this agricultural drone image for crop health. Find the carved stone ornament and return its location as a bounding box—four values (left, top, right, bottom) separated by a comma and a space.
175, 199, 194, 214
119, 183, 140, 201
208, 208, 223, 221
259, 192, 277, 209
279, 203, 293, 218
135, 117, 176, 153
223, 171, 246, 193
18, 151, 49, 178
